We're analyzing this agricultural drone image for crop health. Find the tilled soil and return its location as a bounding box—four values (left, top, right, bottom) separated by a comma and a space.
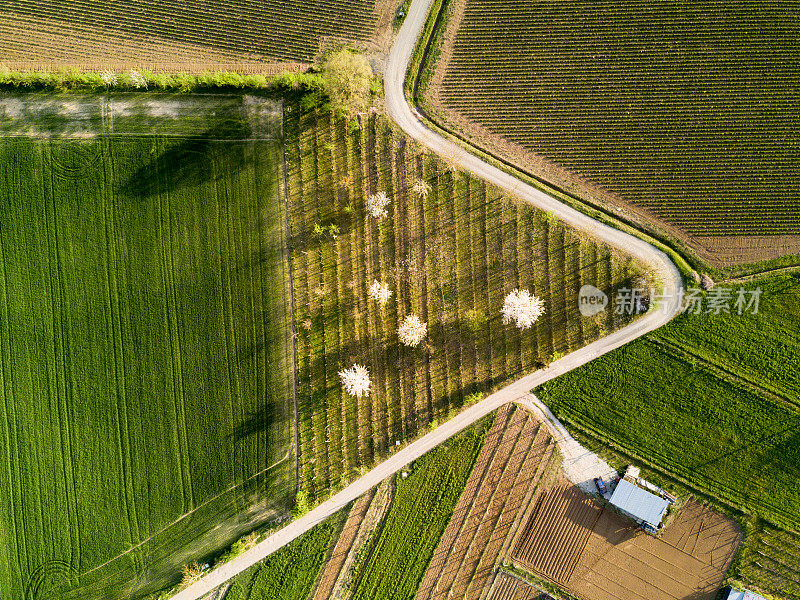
510, 491, 741, 600
487, 571, 541, 600
416, 405, 556, 600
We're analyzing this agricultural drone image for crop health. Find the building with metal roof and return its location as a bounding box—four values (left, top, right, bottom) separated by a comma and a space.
609, 478, 669, 529
725, 588, 768, 600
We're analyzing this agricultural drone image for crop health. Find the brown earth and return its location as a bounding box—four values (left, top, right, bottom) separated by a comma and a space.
509, 485, 741, 600
416, 405, 557, 600
313, 488, 376, 600
487, 571, 542, 600
511, 484, 603, 584
312, 477, 394, 600
691, 235, 800, 268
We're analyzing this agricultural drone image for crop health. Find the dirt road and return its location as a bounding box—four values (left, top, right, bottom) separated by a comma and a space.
169, 1, 683, 597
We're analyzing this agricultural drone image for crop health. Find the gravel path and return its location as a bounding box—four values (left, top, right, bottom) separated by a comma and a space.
170, 1, 683, 597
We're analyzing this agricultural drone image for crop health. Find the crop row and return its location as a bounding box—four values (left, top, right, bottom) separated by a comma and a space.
429, 0, 799, 239
417, 405, 556, 600
6, 0, 377, 63
284, 105, 640, 502
489, 572, 539, 600
511, 484, 600, 584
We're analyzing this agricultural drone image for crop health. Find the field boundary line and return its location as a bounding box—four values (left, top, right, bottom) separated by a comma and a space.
280, 99, 302, 495
169, 0, 683, 595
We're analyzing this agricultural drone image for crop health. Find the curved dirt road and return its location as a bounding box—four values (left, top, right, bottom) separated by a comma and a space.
170, 2, 683, 598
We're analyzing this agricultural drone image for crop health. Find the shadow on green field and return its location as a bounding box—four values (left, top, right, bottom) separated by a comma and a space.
122, 119, 252, 197
234, 397, 292, 442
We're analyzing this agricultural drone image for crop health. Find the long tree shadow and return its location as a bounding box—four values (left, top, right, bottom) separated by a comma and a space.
122, 119, 252, 198
233, 396, 290, 441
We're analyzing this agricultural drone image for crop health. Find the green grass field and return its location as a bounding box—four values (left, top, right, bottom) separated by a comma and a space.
284, 105, 646, 503
0, 98, 293, 600
536, 274, 800, 597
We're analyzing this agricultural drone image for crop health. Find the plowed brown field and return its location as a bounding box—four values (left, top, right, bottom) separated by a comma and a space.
487, 571, 541, 600
416, 405, 556, 600
512, 484, 602, 584
313, 489, 375, 600
510, 488, 740, 600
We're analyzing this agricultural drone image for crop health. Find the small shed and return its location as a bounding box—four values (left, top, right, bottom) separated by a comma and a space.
609, 478, 669, 529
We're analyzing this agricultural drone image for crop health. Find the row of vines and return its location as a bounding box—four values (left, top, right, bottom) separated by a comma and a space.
432, 0, 799, 237
3, 0, 382, 66
284, 105, 643, 502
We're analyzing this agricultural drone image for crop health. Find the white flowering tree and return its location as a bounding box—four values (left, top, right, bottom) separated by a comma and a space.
412, 179, 431, 198
366, 191, 390, 219
101, 70, 118, 88
339, 364, 371, 397
501, 289, 545, 330
398, 315, 428, 347
129, 69, 147, 89
369, 280, 392, 305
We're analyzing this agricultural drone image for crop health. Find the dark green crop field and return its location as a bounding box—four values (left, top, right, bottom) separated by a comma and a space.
0, 101, 293, 600
537, 274, 800, 597
425, 0, 800, 256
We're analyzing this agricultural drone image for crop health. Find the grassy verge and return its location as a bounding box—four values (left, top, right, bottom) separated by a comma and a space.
404, 0, 451, 99
0, 68, 323, 93
500, 564, 580, 600
350, 418, 488, 600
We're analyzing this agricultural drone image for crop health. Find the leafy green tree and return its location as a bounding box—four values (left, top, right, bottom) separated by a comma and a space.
323, 49, 373, 117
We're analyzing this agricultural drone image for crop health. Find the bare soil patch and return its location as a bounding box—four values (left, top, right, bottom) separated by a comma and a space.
416, 405, 556, 600
510, 488, 740, 600
511, 484, 603, 584
313, 489, 376, 600
313, 478, 394, 600
488, 571, 541, 600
